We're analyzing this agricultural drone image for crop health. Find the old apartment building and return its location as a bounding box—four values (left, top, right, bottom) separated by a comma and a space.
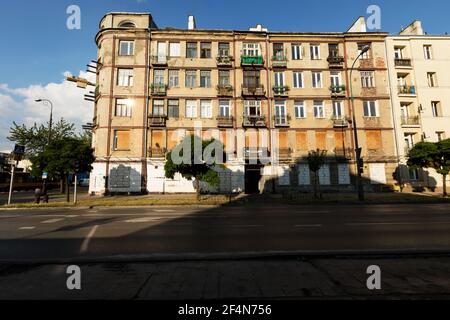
89, 12, 397, 195
386, 20, 450, 191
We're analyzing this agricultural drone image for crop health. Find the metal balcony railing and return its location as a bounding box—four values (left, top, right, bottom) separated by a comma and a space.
330, 85, 346, 97
241, 55, 264, 66
217, 116, 234, 127
151, 84, 168, 96
401, 116, 420, 126
272, 55, 287, 67
243, 147, 270, 160
394, 58, 412, 67
243, 115, 266, 127
331, 117, 349, 128
151, 55, 168, 65
274, 115, 290, 127
148, 115, 167, 127
216, 55, 233, 67
273, 86, 289, 96
398, 85, 416, 95
327, 55, 345, 67
242, 85, 265, 96
149, 147, 167, 158
216, 84, 233, 96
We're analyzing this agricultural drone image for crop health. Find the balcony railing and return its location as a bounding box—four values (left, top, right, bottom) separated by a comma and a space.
395, 58, 412, 67
216, 55, 233, 67
216, 84, 233, 96
151, 55, 168, 65
242, 85, 265, 96
148, 115, 167, 127
151, 84, 168, 96
330, 85, 346, 97
327, 55, 345, 68
398, 85, 416, 95
273, 85, 289, 96
274, 115, 290, 127
272, 55, 288, 67
244, 147, 270, 160
401, 116, 420, 126
331, 117, 349, 128
149, 147, 167, 158
217, 116, 234, 127
274, 148, 292, 162
243, 115, 266, 127
241, 55, 264, 66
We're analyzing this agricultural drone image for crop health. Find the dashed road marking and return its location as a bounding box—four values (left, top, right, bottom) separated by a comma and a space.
124, 217, 163, 223
153, 209, 175, 213
19, 226, 36, 230
80, 225, 99, 254
41, 218, 64, 224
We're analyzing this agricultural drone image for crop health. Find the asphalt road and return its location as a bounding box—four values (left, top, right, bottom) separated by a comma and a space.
0, 202, 450, 262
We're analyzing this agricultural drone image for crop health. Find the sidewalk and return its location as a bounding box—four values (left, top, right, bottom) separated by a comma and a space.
1, 256, 449, 299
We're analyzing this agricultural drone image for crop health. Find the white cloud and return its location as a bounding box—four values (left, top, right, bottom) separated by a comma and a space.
0, 71, 95, 151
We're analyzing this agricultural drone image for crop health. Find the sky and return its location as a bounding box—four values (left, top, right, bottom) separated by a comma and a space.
0, 0, 449, 151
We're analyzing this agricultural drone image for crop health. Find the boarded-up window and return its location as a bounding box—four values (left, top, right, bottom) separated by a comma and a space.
295, 131, 307, 150
334, 131, 344, 149
114, 130, 130, 150
203, 130, 212, 141
245, 130, 258, 148
315, 132, 326, 151
366, 130, 382, 150
152, 130, 164, 149
278, 131, 288, 149
168, 130, 181, 150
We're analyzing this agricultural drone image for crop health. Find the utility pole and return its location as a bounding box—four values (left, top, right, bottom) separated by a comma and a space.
35, 99, 53, 196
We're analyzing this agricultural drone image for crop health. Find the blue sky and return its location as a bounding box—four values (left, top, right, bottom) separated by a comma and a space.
0, 0, 449, 151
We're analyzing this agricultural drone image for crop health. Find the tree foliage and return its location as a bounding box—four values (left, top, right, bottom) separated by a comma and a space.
307, 149, 327, 199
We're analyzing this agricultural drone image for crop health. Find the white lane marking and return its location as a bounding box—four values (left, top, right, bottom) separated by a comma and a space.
153, 209, 175, 213
19, 226, 36, 230
124, 217, 163, 223
41, 218, 64, 224
80, 225, 99, 254
294, 224, 323, 228
346, 221, 450, 226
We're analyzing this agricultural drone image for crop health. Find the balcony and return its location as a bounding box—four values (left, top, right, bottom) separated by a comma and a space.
327, 55, 345, 68
148, 115, 167, 127
216, 55, 233, 67
244, 147, 270, 161
275, 148, 293, 162
216, 84, 233, 97
273, 86, 289, 97
241, 55, 264, 67
272, 55, 288, 68
334, 147, 353, 160
149, 147, 167, 159
330, 85, 346, 98
217, 116, 234, 127
242, 85, 265, 97
274, 115, 290, 127
332, 117, 349, 128
398, 85, 416, 96
401, 116, 420, 126
151, 55, 168, 66
363, 117, 381, 128
151, 84, 167, 96
395, 58, 412, 67
243, 115, 266, 127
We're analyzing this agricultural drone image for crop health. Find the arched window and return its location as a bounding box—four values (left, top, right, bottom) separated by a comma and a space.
118, 21, 136, 28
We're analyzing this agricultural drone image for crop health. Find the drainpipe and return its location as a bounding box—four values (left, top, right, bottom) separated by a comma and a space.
142, 29, 151, 194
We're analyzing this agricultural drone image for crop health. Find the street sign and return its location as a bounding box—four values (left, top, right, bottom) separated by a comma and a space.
13, 145, 25, 155
42, 172, 48, 180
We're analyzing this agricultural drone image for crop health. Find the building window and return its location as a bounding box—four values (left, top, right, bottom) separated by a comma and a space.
409, 168, 419, 181
273, 43, 284, 59
427, 72, 437, 87
168, 100, 179, 118
200, 70, 211, 88
358, 43, 371, 59
185, 100, 197, 118
219, 100, 231, 117
200, 42, 212, 58
200, 100, 212, 118
313, 101, 325, 118
115, 99, 132, 117
291, 43, 303, 60
113, 130, 130, 150
169, 42, 181, 57
243, 43, 260, 56
424, 45, 433, 60
152, 100, 165, 116
394, 46, 404, 59
293, 72, 304, 88
218, 42, 230, 57
294, 101, 306, 118
117, 69, 134, 86
436, 131, 445, 141
186, 42, 198, 58
274, 72, 285, 87
244, 100, 261, 116
243, 70, 260, 87
310, 44, 321, 60
431, 101, 442, 117
185, 70, 197, 88
153, 69, 165, 84
330, 72, 342, 87
332, 101, 344, 119
361, 71, 375, 88
312, 72, 322, 88
363, 101, 379, 117
168, 70, 179, 88
219, 70, 230, 86
119, 41, 134, 56
328, 44, 339, 57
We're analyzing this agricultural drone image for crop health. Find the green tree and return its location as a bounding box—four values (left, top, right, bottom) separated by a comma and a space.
407, 139, 450, 197
31, 137, 95, 202
307, 149, 327, 199
164, 135, 223, 200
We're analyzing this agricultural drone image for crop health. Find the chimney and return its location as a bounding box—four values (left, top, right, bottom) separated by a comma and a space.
188, 15, 196, 30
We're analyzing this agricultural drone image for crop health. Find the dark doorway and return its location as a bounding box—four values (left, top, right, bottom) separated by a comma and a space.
245, 165, 262, 194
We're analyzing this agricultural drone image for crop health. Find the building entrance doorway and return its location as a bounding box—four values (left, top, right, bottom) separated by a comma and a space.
245, 165, 262, 194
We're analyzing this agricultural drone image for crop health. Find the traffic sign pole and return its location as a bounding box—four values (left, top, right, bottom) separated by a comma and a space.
7, 164, 15, 205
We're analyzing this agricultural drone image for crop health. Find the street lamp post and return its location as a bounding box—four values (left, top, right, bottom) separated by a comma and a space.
35, 99, 54, 196
348, 45, 371, 201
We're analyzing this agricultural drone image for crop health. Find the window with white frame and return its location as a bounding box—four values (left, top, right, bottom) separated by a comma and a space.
200, 70, 211, 88
431, 101, 442, 117
312, 72, 322, 88
115, 99, 132, 117
218, 42, 230, 57
152, 100, 165, 116
243, 43, 260, 56
168, 99, 179, 118
219, 100, 231, 117
185, 100, 197, 118
274, 101, 287, 124
169, 42, 180, 57
117, 69, 134, 86
200, 100, 212, 118
394, 46, 403, 59
293, 71, 304, 88
119, 41, 134, 56
168, 70, 179, 88
358, 43, 371, 59
185, 70, 197, 88
330, 72, 341, 87
153, 69, 165, 84
186, 42, 197, 58
294, 101, 306, 118
332, 101, 344, 119
361, 71, 375, 88
424, 45, 433, 60
427, 72, 437, 87
274, 72, 285, 87
363, 101, 379, 117
310, 44, 321, 60
244, 100, 261, 116
291, 43, 303, 60
313, 101, 325, 118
